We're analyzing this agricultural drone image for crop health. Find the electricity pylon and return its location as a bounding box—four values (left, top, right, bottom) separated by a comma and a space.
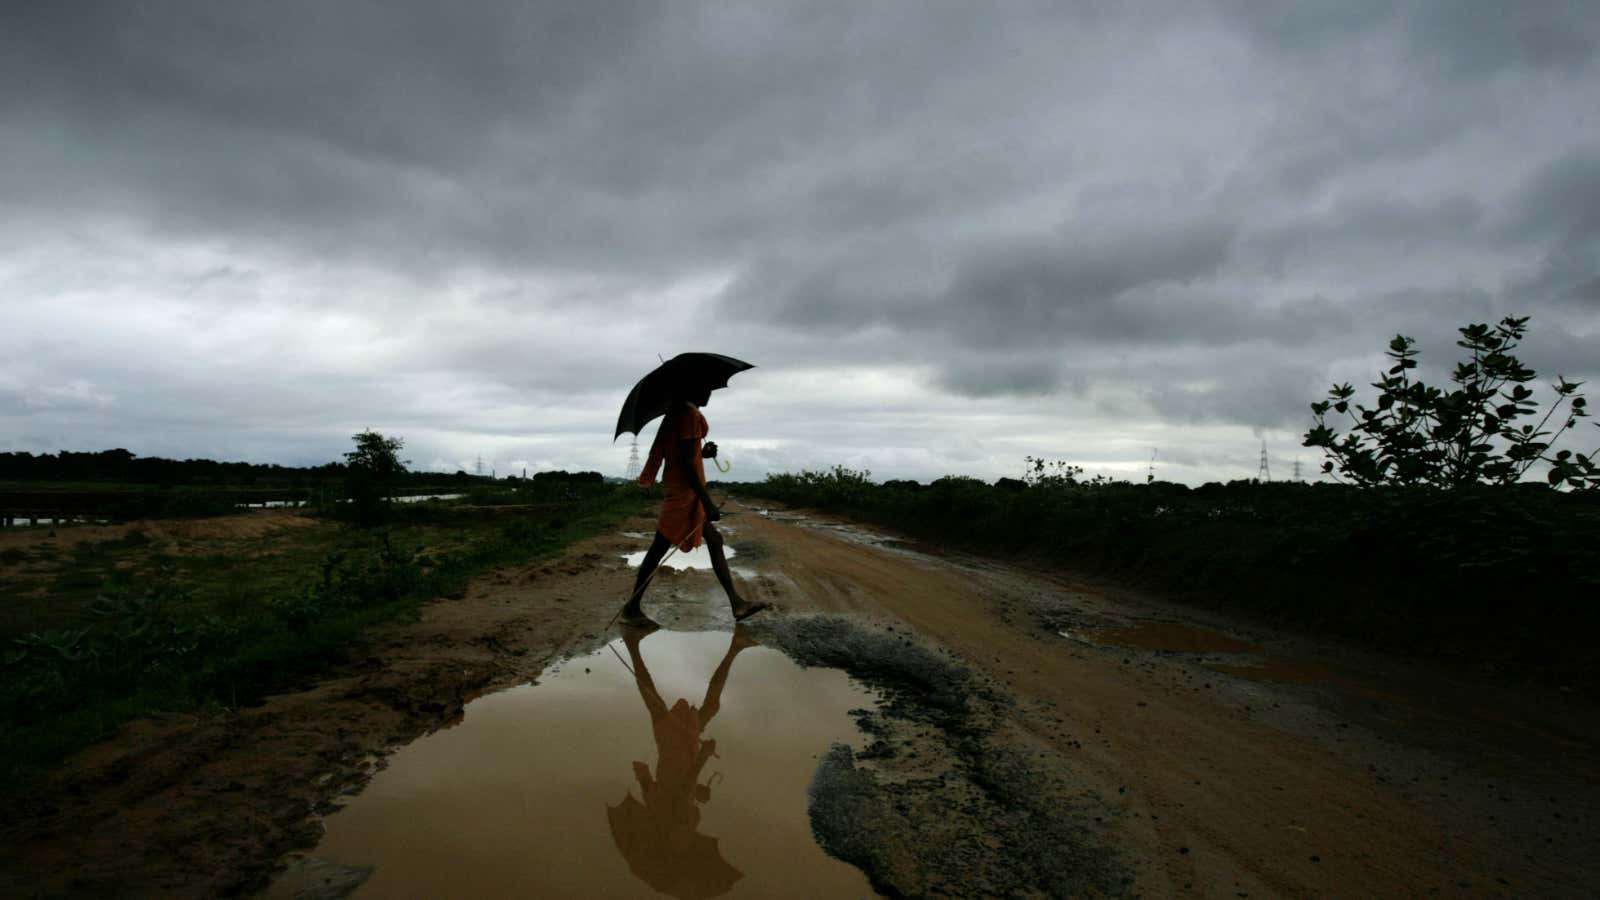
1257, 441, 1272, 482
624, 437, 641, 482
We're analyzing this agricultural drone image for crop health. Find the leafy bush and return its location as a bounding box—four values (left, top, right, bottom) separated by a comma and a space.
1304, 317, 1596, 488
267, 533, 423, 633
1, 577, 238, 726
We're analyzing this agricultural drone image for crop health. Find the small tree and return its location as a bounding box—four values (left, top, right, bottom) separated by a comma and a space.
1023, 456, 1084, 487
344, 430, 408, 525
1304, 316, 1597, 489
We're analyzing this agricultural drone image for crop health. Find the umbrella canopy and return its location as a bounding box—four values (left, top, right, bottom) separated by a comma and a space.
615, 353, 754, 440
607, 793, 743, 899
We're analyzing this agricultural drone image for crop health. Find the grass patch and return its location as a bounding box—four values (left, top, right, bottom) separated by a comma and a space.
0, 485, 650, 791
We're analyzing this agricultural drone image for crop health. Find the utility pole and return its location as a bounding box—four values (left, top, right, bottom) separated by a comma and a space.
1257, 441, 1272, 482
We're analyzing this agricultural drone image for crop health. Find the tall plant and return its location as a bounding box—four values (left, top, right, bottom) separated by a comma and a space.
344, 430, 408, 525
1303, 317, 1596, 489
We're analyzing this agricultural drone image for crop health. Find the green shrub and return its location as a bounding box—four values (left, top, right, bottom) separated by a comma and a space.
1305, 317, 1597, 488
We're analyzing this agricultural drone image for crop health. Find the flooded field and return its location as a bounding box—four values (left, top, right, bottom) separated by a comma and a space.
305, 629, 879, 898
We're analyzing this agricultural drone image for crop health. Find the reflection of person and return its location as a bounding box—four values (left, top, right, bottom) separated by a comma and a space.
623, 386, 768, 626
607, 628, 757, 899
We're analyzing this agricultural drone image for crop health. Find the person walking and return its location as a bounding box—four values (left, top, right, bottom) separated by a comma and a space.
620, 384, 768, 626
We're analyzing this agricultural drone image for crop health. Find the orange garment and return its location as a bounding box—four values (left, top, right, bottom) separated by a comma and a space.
637, 404, 709, 550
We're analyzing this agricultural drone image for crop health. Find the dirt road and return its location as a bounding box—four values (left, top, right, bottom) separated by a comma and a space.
729, 503, 1599, 897
3, 502, 1596, 897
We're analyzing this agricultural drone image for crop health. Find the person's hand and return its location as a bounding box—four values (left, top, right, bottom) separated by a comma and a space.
705, 503, 722, 522
702, 441, 719, 459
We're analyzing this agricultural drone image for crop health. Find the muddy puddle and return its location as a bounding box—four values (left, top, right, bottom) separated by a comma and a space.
303, 629, 879, 899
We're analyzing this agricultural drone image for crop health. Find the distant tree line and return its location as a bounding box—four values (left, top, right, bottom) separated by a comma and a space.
0, 448, 481, 488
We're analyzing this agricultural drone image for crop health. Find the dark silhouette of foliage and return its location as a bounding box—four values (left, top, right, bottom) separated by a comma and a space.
343, 430, 408, 526
0, 448, 346, 486
734, 465, 1600, 694
1304, 317, 1596, 489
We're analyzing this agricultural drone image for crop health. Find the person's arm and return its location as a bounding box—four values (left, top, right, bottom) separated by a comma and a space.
676, 436, 720, 521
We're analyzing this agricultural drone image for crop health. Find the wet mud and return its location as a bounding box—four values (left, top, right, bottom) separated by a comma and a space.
755, 615, 1130, 897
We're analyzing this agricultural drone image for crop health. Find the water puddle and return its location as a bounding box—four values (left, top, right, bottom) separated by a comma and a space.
622, 544, 738, 571
2, 517, 110, 527
307, 629, 878, 898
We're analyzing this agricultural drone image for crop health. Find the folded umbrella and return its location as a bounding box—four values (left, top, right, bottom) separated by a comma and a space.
614, 353, 755, 440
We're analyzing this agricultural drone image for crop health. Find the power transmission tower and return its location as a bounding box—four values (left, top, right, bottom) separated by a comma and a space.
1292, 457, 1302, 481
1147, 448, 1158, 484
1257, 441, 1271, 482
475, 453, 484, 477
624, 437, 642, 482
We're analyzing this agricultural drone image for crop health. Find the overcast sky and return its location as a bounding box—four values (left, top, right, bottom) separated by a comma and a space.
3, 2, 1597, 484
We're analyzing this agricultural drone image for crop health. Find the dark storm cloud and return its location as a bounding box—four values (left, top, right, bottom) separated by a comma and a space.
1, 1, 1597, 482
922, 216, 1239, 349
1220, 0, 1599, 76
1499, 151, 1600, 310
934, 354, 1065, 399
1249, 193, 1486, 274
1501, 151, 1600, 243
1402, 0, 1600, 78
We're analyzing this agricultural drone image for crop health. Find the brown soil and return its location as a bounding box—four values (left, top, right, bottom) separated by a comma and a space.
3, 501, 1598, 898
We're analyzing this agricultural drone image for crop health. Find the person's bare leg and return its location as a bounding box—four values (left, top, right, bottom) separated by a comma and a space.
623, 628, 669, 719
622, 532, 672, 624
698, 626, 757, 728
704, 523, 769, 621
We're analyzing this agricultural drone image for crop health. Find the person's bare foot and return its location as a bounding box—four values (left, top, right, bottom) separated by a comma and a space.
732, 600, 771, 622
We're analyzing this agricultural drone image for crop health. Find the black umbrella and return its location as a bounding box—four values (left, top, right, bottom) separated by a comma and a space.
614, 353, 754, 440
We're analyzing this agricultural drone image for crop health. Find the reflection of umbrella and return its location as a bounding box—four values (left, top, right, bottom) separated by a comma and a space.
614, 353, 755, 440
607, 793, 743, 899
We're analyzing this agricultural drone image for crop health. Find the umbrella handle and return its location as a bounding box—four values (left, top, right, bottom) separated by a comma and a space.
712, 456, 731, 473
